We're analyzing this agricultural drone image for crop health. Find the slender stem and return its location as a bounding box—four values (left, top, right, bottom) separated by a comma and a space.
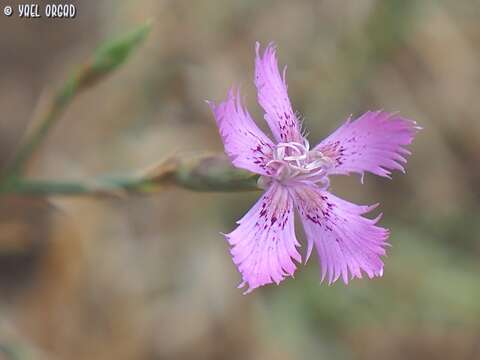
0, 177, 147, 197
6, 79, 77, 178
2, 21, 152, 181
0, 176, 259, 197
0, 22, 261, 198
0, 155, 261, 197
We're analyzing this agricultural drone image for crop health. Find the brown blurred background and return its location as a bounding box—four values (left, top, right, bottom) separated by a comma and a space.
1, 0, 480, 359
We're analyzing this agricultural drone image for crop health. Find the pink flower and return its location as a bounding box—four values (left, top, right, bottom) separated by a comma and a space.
209, 42, 420, 294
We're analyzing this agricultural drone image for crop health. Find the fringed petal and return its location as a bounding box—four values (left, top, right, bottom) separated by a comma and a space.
208, 89, 275, 175
294, 185, 389, 284
255, 42, 303, 143
226, 183, 301, 293
315, 111, 420, 181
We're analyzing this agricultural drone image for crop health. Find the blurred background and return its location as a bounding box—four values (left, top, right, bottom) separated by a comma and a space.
0, 0, 480, 359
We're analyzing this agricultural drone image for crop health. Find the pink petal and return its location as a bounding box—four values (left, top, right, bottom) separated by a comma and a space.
294, 185, 389, 284
255, 42, 303, 143
208, 89, 275, 175
225, 182, 301, 294
315, 111, 420, 180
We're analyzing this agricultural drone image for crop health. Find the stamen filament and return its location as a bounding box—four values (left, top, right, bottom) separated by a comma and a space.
266, 140, 333, 187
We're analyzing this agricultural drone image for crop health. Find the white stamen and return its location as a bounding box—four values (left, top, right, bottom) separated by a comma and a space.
262, 140, 334, 188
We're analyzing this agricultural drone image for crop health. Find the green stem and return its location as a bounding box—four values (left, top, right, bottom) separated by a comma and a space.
0, 21, 261, 198
0, 155, 261, 197
0, 177, 147, 197
6, 79, 77, 178
2, 21, 152, 182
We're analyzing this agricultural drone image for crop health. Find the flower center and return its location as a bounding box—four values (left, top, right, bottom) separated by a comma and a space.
258, 140, 334, 188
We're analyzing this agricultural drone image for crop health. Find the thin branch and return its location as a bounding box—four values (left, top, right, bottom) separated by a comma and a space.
3, 21, 152, 180
0, 155, 260, 197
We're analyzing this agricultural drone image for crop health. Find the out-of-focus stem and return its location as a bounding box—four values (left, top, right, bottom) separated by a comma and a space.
0, 176, 148, 197
6, 78, 77, 178
0, 22, 260, 198
0, 154, 260, 197
160, 154, 260, 192
3, 21, 152, 180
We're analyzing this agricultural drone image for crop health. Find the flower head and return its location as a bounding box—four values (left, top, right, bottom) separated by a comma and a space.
209, 42, 420, 293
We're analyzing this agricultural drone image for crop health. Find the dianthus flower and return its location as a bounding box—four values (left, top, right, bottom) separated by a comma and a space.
209, 43, 419, 293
